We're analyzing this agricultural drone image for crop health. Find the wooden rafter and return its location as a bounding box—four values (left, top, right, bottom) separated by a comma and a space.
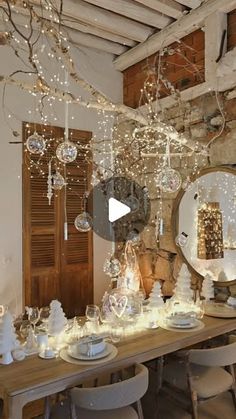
114, 0, 236, 70
82, 0, 172, 28
134, 0, 185, 19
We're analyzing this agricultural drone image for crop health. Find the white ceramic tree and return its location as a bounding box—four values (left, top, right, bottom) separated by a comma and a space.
0, 312, 18, 364
148, 281, 164, 309
174, 263, 193, 301
201, 273, 215, 300
48, 300, 67, 336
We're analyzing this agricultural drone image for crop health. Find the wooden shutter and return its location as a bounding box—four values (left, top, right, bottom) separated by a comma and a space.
23, 123, 93, 316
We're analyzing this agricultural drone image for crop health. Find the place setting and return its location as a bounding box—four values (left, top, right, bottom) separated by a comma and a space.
159, 312, 205, 333
60, 335, 118, 366
204, 296, 236, 318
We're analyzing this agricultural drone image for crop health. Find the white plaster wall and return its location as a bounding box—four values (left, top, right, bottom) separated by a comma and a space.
0, 44, 123, 315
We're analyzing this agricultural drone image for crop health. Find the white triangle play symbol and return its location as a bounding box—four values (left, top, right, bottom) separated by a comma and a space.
108, 197, 131, 222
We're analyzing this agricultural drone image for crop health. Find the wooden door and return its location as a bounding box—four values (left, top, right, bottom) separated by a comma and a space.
23, 123, 93, 317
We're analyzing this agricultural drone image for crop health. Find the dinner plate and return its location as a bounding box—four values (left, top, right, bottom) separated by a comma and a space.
167, 319, 197, 329
205, 302, 236, 318
68, 343, 112, 361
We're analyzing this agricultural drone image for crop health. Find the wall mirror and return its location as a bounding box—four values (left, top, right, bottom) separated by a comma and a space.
173, 167, 236, 285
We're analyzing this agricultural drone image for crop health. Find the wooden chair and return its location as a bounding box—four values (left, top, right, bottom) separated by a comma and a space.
162, 338, 236, 419
68, 363, 149, 419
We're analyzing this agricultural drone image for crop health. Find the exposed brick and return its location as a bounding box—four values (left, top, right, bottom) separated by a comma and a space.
123, 30, 205, 108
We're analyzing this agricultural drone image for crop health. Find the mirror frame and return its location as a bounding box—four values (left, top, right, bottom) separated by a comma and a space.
171, 165, 236, 287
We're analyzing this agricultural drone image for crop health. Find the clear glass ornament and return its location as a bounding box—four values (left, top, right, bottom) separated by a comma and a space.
74, 211, 92, 232
56, 140, 77, 163
103, 257, 121, 277
26, 132, 46, 154
156, 168, 182, 193
52, 171, 65, 190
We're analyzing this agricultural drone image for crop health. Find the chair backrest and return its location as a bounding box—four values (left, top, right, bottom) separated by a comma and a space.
70, 363, 149, 411
189, 341, 236, 367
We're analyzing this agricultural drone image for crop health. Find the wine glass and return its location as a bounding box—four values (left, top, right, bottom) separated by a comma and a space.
85, 304, 100, 322
85, 304, 100, 334
27, 307, 40, 333
39, 306, 50, 332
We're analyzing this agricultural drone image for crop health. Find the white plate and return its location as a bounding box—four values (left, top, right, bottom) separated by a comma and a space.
38, 351, 57, 359
167, 319, 198, 329
68, 343, 112, 361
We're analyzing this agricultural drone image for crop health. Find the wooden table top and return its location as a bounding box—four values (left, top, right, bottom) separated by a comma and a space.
0, 316, 236, 398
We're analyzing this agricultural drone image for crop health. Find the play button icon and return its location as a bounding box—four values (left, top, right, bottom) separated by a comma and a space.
87, 176, 150, 242
108, 198, 131, 222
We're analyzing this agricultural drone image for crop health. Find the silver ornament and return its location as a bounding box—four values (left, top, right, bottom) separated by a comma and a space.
156, 168, 182, 193
56, 141, 77, 163
26, 131, 46, 154
52, 171, 65, 190
74, 212, 92, 232
103, 257, 121, 277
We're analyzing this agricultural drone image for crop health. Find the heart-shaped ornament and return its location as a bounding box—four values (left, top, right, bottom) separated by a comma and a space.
109, 295, 128, 318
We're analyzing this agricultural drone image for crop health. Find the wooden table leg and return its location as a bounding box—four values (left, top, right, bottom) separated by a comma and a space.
3, 394, 24, 419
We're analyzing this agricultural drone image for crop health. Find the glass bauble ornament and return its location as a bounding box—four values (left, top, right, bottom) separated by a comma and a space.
74, 212, 92, 232
101, 286, 142, 324
26, 132, 46, 154
56, 141, 77, 163
52, 171, 65, 190
103, 257, 121, 278
156, 168, 182, 193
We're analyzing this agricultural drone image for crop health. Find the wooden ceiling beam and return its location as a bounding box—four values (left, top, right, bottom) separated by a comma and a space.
134, 0, 184, 19
56, 0, 154, 42
83, 0, 172, 28
174, 0, 202, 8
0, 10, 128, 55
114, 0, 236, 70
60, 18, 137, 47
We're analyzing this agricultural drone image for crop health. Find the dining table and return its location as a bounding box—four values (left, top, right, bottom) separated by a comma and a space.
0, 315, 236, 419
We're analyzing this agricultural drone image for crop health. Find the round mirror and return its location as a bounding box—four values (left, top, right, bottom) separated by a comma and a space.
173, 167, 236, 283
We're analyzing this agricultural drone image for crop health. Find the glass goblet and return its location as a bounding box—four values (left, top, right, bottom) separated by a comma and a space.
39, 306, 50, 332
85, 304, 100, 334
85, 304, 100, 322
28, 307, 40, 333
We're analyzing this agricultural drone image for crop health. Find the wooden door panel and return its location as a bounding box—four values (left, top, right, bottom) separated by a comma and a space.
60, 264, 93, 317
23, 122, 93, 316
31, 273, 60, 308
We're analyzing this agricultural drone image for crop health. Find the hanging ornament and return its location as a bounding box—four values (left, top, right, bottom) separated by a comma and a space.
47, 160, 53, 205
56, 140, 77, 163
74, 192, 93, 232
157, 167, 182, 193
74, 212, 93, 232
52, 171, 66, 190
103, 256, 121, 278
26, 131, 46, 154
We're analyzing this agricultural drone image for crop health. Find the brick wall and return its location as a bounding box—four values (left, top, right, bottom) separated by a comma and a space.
123, 10, 236, 109
123, 30, 205, 109
227, 9, 236, 51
